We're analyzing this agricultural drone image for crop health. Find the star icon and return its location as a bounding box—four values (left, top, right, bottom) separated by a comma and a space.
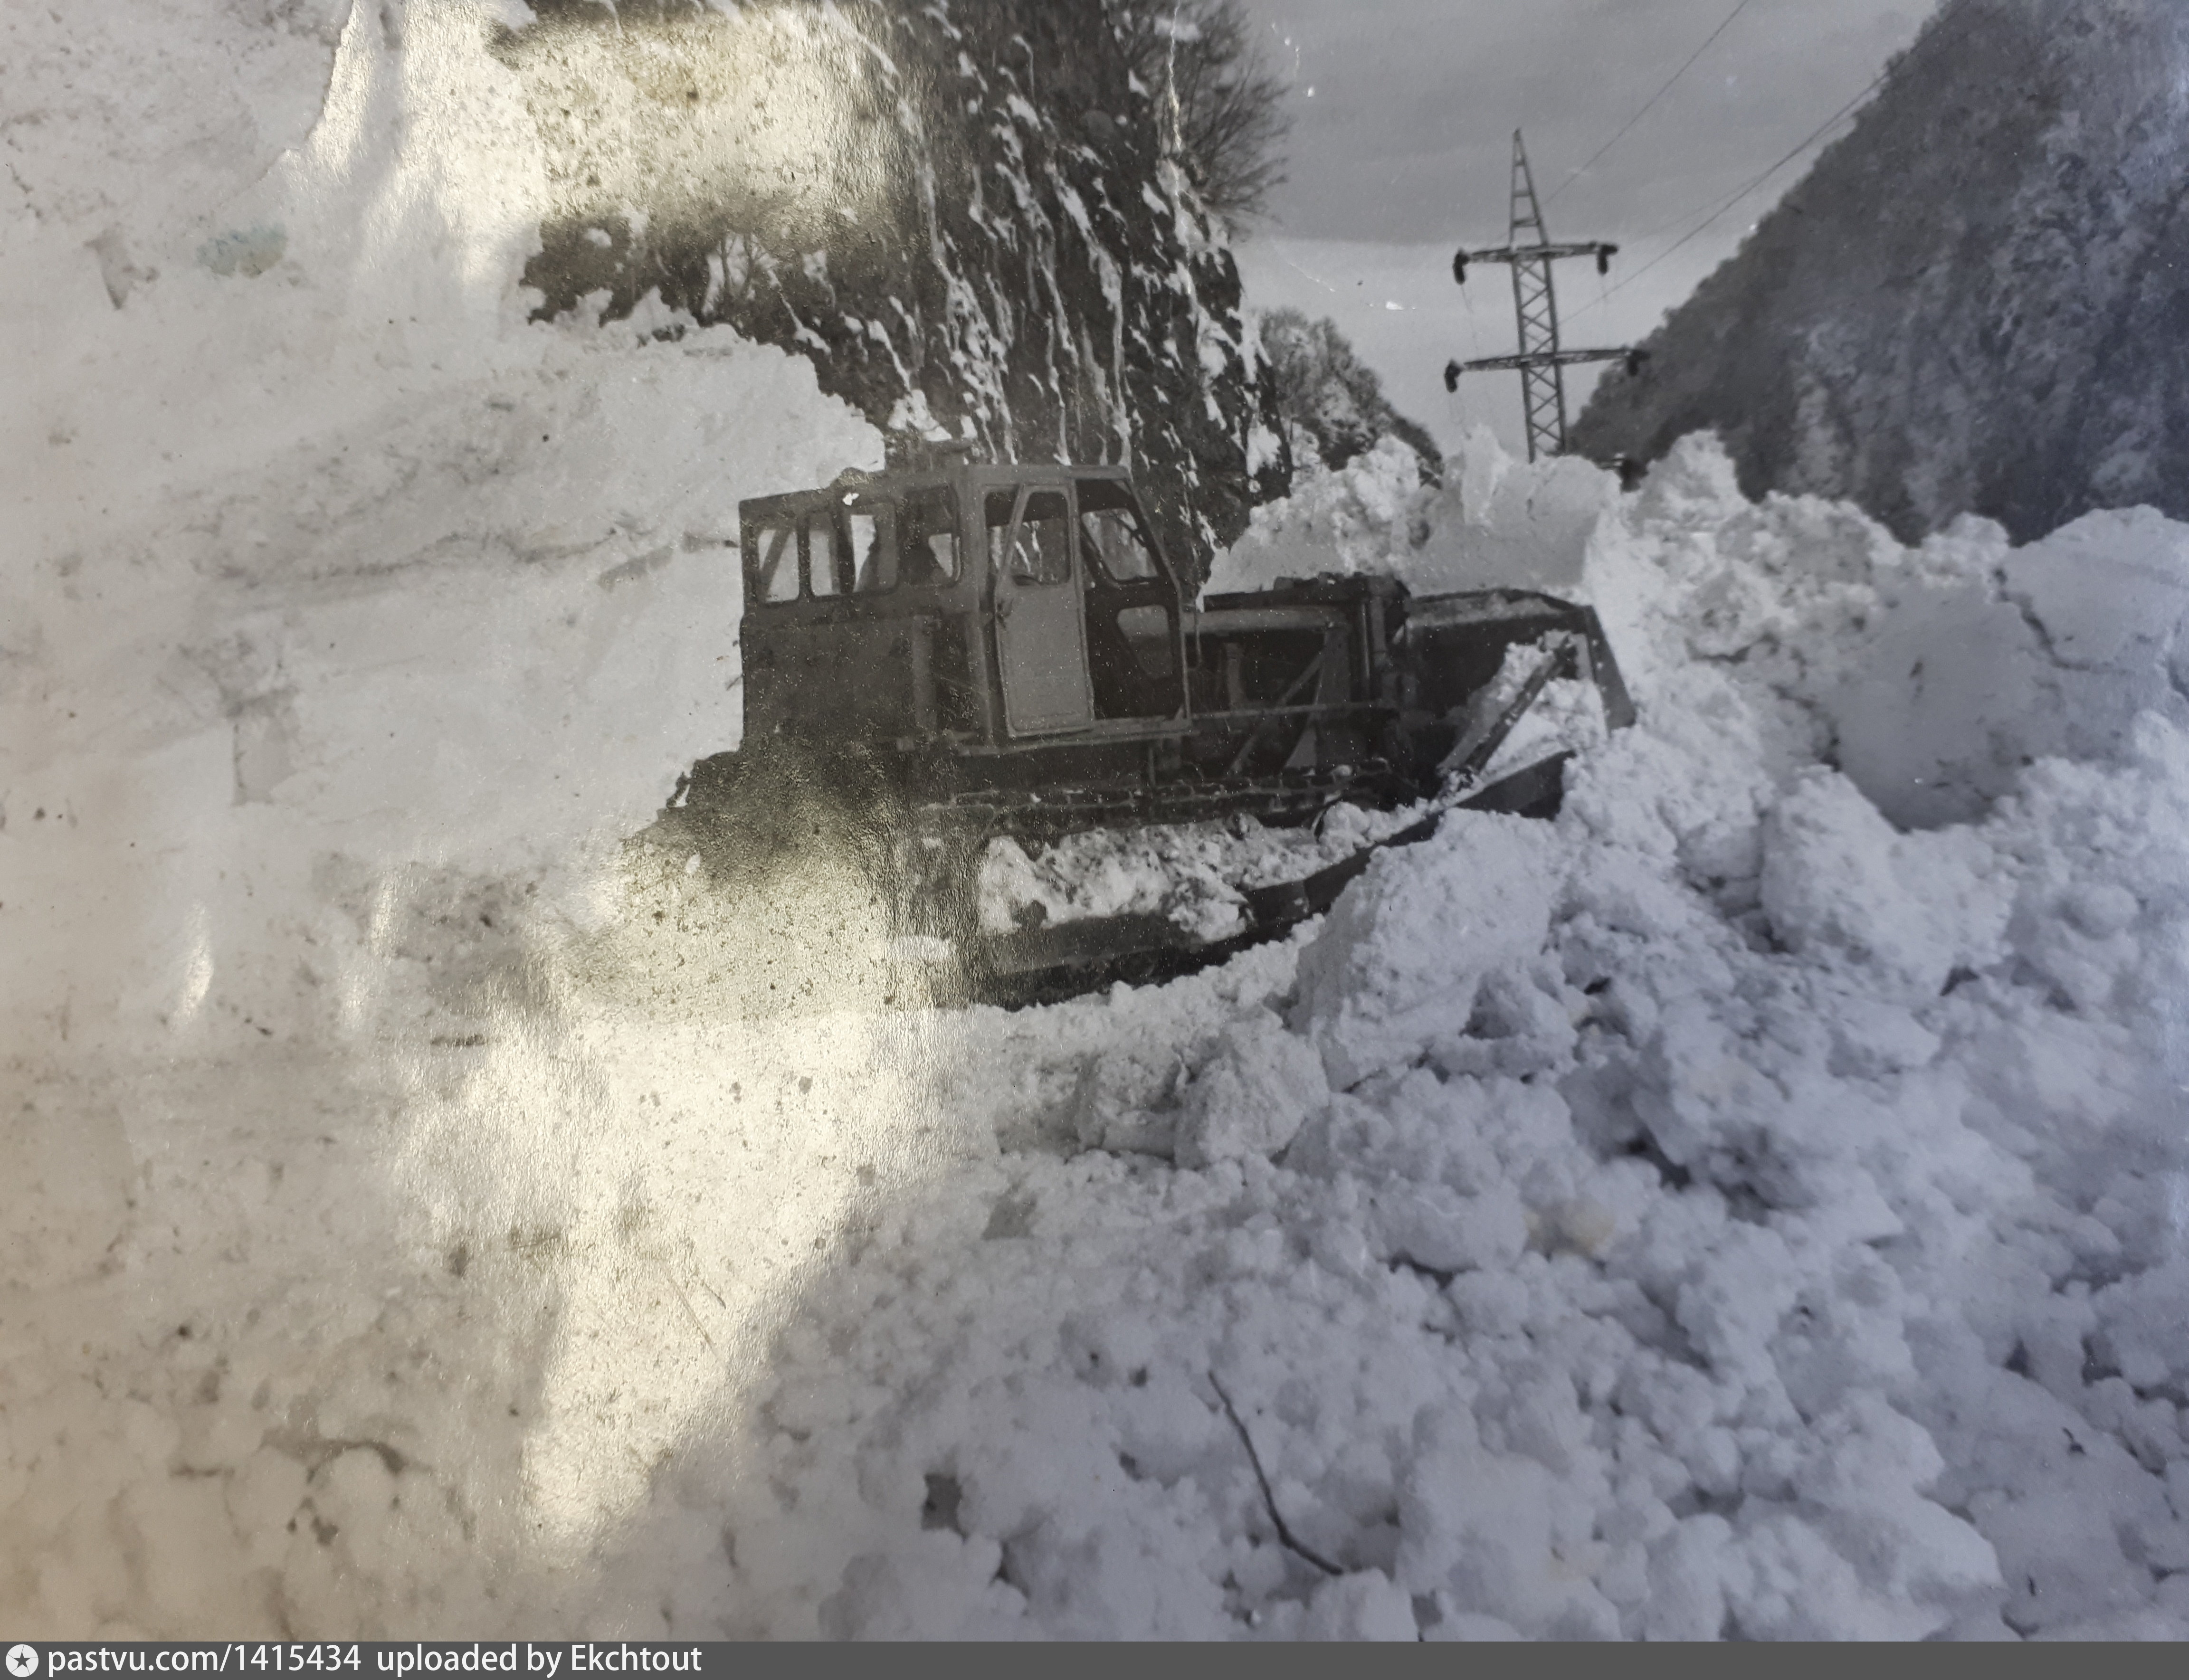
6, 1646, 39, 1678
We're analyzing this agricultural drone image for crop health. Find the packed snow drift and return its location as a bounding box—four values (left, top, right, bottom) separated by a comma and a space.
9, 0, 2189, 1646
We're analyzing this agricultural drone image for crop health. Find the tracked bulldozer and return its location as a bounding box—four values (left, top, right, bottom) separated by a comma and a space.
636, 447, 1633, 1008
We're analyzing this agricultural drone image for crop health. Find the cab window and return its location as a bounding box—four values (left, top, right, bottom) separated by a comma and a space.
1077, 480, 1161, 583
850, 506, 896, 593
988, 488, 1073, 585
752, 523, 799, 604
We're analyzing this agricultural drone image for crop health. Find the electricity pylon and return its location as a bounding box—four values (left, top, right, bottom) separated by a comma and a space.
1444, 131, 1646, 462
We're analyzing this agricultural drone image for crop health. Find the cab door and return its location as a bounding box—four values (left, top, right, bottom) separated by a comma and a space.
987, 485, 1094, 736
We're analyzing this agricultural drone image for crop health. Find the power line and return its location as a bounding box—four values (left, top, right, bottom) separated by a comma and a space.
1565, 123, 1853, 315
1546, 0, 1757, 207
1568, 0, 1974, 322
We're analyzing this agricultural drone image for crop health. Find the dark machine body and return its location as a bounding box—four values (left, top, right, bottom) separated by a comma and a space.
647, 453, 1634, 1001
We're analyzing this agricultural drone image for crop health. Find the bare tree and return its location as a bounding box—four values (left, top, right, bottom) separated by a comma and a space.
1122, 1, 1290, 232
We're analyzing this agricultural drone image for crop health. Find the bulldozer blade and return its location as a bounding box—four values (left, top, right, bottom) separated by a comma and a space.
1237, 751, 1571, 930
981, 911, 1209, 977
952, 750, 1577, 1008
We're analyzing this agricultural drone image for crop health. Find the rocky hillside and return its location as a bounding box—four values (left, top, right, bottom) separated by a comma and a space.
1573, 0, 2189, 544
496, 0, 1290, 578
1257, 307, 1442, 486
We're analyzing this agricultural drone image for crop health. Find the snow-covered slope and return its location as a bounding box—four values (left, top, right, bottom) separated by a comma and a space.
1253, 308, 1441, 487
1573, 0, 2189, 545
8, 0, 2189, 1646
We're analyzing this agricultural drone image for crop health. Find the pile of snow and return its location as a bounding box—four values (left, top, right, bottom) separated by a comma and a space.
980, 820, 1307, 943
1210, 426, 1618, 598
10, 0, 2189, 1640
604, 437, 2189, 1640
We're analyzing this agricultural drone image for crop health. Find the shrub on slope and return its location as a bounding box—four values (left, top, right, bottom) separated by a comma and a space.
1257, 307, 1442, 485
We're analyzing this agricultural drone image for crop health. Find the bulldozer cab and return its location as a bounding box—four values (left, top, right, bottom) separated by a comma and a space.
739, 463, 1188, 758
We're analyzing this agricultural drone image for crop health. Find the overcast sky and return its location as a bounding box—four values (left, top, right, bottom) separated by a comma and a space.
1225, 0, 1943, 454
1233, 0, 1940, 244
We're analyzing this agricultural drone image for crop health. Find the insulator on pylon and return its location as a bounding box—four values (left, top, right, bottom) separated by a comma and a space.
1453, 252, 1468, 285
1444, 360, 1461, 394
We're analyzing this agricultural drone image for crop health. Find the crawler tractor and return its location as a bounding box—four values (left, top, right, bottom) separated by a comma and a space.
639, 448, 1633, 1006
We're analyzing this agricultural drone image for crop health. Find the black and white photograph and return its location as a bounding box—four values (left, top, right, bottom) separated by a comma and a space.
7, 0, 2189, 1642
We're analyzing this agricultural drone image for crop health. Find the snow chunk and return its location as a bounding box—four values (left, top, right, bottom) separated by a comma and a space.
1396, 1407, 1623, 1639
1298, 1571, 1418, 1641
1759, 769, 2011, 1000
1173, 1009, 1327, 1168
1827, 509, 2189, 827
1293, 812, 1561, 1087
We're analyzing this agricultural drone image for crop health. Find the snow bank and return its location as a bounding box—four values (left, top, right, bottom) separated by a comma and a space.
605, 435, 2189, 1639
10, 0, 2189, 1642
2, 0, 891, 1637
1209, 426, 1617, 598
1, 0, 881, 1063
1223, 427, 2189, 837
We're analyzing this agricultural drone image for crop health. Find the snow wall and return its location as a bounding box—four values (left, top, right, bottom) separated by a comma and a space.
7, 0, 2189, 1646
1, 0, 883, 1064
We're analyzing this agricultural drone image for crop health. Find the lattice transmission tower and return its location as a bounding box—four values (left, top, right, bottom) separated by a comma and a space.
1445, 131, 1646, 463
